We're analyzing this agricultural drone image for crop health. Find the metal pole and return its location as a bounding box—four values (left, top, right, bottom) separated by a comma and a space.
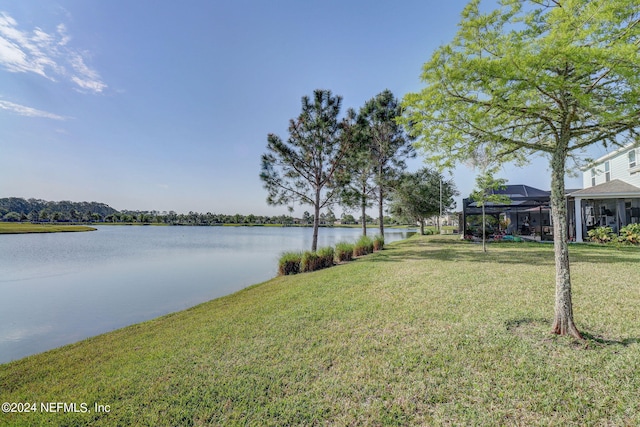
439, 177, 442, 233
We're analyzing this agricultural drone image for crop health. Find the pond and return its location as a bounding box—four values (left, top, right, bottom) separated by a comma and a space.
0, 225, 414, 364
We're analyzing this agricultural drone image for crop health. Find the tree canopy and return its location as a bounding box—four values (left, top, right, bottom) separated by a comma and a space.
389, 168, 457, 236
359, 90, 415, 236
260, 89, 353, 251
401, 0, 640, 338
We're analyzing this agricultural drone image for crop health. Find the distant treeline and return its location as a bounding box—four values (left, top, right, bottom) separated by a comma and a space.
0, 197, 117, 222
0, 197, 353, 225
0, 197, 302, 225
0, 197, 407, 226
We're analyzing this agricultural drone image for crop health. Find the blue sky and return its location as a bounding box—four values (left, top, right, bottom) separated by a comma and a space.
0, 0, 596, 216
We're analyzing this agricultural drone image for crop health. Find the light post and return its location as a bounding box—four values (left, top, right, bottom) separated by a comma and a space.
439, 177, 442, 234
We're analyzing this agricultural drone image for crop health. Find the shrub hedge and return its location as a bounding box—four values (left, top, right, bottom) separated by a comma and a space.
278, 251, 302, 275
353, 235, 374, 257
335, 242, 354, 262
373, 235, 384, 251
282, 236, 384, 276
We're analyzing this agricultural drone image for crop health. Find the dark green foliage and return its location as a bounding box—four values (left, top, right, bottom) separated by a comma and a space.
389, 168, 458, 235
353, 235, 374, 257
335, 242, 355, 262
278, 252, 302, 275
359, 90, 415, 236
0, 197, 117, 221
3, 211, 21, 222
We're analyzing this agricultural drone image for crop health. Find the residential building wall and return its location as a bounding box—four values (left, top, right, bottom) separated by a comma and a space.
583, 144, 640, 188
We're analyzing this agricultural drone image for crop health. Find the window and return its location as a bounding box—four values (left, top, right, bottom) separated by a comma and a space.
591, 168, 596, 186
605, 161, 610, 182
630, 150, 637, 169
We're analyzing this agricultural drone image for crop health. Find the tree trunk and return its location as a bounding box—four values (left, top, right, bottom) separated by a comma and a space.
312, 189, 321, 252
361, 194, 367, 236
550, 147, 583, 339
378, 186, 385, 237
482, 203, 487, 253
419, 219, 425, 235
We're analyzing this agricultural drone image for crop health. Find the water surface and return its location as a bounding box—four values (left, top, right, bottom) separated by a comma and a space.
0, 226, 413, 363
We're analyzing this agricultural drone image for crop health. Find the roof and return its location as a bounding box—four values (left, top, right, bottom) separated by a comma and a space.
464, 184, 551, 211
490, 185, 550, 199
570, 179, 640, 197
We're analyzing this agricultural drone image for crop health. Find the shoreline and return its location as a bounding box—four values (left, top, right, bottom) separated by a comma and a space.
0, 223, 97, 234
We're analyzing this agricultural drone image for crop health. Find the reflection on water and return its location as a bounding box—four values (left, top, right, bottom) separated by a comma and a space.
0, 226, 413, 363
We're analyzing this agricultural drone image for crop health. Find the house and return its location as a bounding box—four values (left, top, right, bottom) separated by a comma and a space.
461, 143, 640, 242
570, 143, 640, 242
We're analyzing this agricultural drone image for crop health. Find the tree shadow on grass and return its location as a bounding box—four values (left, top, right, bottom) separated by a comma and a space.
373, 238, 556, 267
505, 318, 640, 349
581, 331, 640, 347
570, 252, 640, 265
373, 237, 638, 267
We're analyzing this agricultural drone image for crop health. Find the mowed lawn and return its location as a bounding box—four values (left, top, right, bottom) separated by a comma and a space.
1, 235, 639, 426
0, 222, 96, 234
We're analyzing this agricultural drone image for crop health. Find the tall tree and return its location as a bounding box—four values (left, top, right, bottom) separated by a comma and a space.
338, 108, 376, 236
389, 168, 458, 236
360, 90, 415, 237
401, 0, 640, 338
260, 89, 352, 251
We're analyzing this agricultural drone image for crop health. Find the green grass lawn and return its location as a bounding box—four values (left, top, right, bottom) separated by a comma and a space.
0, 222, 96, 234
1, 235, 639, 426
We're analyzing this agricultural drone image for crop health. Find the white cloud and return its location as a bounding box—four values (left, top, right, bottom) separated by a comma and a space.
0, 11, 106, 94
69, 53, 107, 93
0, 99, 66, 120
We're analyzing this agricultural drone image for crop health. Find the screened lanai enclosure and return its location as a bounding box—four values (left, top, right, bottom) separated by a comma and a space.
461, 185, 556, 241
461, 183, 640, 242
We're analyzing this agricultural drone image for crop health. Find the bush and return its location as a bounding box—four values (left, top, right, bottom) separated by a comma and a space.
317, 246, 335, 269
373, 235, 384, 251
587, 226, 615, 244
278, 251, 302, 275
618, 223, 640, 245
335, 242, 354, 262
301, 247, 334, 272
353, 235, 374, 257
300, 251, 320, 273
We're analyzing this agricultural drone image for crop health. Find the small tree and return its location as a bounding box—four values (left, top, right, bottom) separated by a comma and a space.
470, 171, 510, 252
3, 212, 21, 222
261, 90, 352, 251
324, 208, 336, 226
389, 168, 457, 235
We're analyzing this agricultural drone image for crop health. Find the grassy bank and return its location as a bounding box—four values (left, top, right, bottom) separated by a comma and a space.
1, 236, 639, 425
0, 222, 96, 234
